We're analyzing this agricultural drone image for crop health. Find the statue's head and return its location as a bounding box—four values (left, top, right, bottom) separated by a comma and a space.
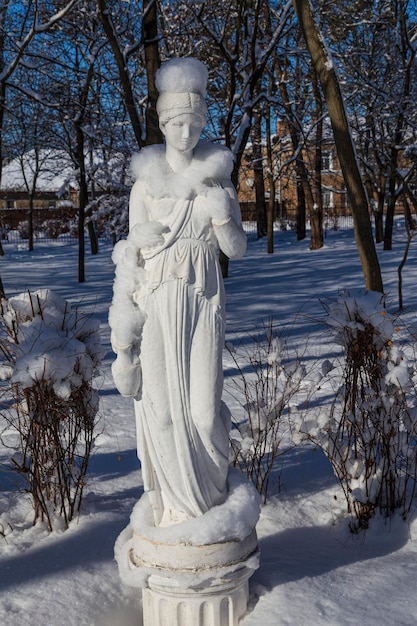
156, 57, 208, 128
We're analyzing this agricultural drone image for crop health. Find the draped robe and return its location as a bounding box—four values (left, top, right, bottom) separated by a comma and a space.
128, 141, 246, 526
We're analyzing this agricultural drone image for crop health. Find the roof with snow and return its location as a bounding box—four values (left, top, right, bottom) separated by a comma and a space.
1, 150, 77, 194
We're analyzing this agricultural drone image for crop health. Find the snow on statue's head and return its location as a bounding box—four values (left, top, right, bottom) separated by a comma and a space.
156, 57, 208, 126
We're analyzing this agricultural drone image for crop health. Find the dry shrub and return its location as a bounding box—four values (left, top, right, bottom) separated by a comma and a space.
304, 291, 417, 531
226, 320, 305, 502
0, 289, 103, 531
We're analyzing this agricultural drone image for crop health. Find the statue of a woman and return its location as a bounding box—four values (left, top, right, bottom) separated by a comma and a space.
109, 57, 246, 528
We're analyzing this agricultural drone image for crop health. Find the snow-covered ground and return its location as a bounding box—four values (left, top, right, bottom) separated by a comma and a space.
1, 225, 417, 626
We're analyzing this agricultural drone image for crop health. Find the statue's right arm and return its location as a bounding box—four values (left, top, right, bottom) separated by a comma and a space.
128, 179, 169, 250
128, 180, 149, 230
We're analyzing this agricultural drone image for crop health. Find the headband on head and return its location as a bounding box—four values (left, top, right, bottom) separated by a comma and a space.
157, 92, 207, 125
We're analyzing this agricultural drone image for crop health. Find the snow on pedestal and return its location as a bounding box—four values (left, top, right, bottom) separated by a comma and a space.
115, 469, 260, 626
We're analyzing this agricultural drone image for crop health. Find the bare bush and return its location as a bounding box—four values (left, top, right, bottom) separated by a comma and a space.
0, 289, 103, 531
302, 291, 417, 531
225, 321, 306, 502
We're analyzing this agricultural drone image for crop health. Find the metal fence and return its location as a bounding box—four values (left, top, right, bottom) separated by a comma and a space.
239, 202, 359, 235
2, 232, 78, 246
242, 214, 357, 235
242, 213, 408, 236
1, 210, 407, 243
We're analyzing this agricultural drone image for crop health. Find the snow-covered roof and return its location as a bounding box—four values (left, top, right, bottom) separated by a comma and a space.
1, 148, 132, 195
0, 150, 77, 194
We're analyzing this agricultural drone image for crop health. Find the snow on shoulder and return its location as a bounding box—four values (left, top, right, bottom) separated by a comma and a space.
130, 140, 234, 199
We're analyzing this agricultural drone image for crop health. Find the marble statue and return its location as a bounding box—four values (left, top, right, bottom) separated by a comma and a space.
109, 57, 247, 528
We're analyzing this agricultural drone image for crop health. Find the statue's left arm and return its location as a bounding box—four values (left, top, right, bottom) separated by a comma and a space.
211, 180, 247, 260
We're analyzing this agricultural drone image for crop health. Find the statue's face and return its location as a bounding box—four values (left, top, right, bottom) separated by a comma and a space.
161, 113, 204, 154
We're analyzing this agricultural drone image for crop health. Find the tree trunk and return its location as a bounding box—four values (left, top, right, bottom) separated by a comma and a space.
28, 194, 34, 252
87, 150, 99, 255
402, 180, 417, 230
296, 178, 307, 240
0, 77, 6, 262
293, 0, 383, 292
78, 204, 86, 283
76, 125, 88, 283
266, 107, 275, 254
374, 207, 384, 243
397, 194, 415, 312
251, 110, 267, 239
310, 64, 323, 250
310, 205, 323, 249
0, 87, 5, 292
219, 250, 229, 279
384, 175, 396, 251
375, 179, 385, 243
231, 116, 253, 190
221, 168, 245, 279
384, 142, 400, 250
384, 6, 414, 251
364, 177, 383, 243
0, 1, 7, 186
88, 221, 99, 255
143, 0, 163, 145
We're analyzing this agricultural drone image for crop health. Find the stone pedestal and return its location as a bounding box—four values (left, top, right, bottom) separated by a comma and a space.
115, 469, 260, 626
139, 536, 255, 626
142, 573, 249, 626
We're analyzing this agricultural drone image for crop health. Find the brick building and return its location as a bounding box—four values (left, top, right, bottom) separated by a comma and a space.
237, 120, 414, 227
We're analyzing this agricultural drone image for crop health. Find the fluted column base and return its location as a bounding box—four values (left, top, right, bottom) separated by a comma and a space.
115, 469, 260, 626
143, 568, 250, 626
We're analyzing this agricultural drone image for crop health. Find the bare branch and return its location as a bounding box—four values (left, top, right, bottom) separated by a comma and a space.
0, 0, 79, 83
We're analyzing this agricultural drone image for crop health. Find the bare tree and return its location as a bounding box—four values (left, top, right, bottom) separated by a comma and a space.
48, 4, 109, 281
383, 2, 416, 250
319, 0, 417, 250
293, 0, 383, 292
270, 29, 313, 242
0, 0, 78, 292
97, 0, 163, 150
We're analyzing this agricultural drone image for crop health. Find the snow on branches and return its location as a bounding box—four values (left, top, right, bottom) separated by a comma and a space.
0, 289, 103, 531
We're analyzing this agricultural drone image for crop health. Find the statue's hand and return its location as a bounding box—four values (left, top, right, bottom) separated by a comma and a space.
196, 188, 231, 225
111, 347, 142, 398
129, 221, 169, 249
